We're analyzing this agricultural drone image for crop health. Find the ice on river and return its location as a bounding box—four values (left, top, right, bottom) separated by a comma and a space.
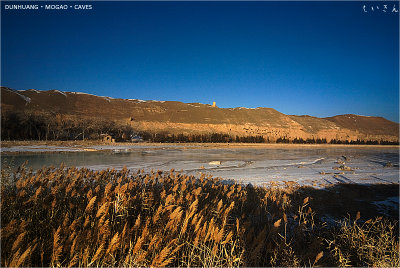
2, 146, 399, 187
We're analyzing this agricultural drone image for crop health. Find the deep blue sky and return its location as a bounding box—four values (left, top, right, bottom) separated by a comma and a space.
2, 1, 399, 122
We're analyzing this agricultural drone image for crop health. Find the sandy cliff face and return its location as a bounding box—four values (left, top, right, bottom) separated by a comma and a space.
2, 87, 399, 142
131, 121, 395, 142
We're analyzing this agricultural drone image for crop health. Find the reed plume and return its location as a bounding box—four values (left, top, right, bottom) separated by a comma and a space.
1, 164, 398, 267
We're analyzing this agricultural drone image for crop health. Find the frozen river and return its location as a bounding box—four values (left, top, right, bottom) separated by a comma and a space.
2, 145, 399, 187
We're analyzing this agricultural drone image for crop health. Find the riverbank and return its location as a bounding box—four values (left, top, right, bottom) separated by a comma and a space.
1, 140, 398, 154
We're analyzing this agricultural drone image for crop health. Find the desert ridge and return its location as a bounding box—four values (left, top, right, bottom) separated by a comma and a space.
1, 87, 398, 143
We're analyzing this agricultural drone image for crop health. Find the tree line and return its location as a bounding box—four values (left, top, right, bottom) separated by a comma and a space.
277, 137, 398, 145
1, 111, 135, 141
138, 132, 265, 143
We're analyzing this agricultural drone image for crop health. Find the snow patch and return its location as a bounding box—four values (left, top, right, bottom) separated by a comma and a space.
100, 96, 114, 102
187, 104, 201, 108
70, 92, 113, 100
53, 90, 67, 97
128, 99, 147, 103
71, 92, 97, 97
13, 91, 31, 103
358, 115, 373, 118
236, 107, 256, 110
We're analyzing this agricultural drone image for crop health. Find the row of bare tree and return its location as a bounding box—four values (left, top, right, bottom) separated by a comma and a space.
138, 132, 266, 143
1, 111, 135, 141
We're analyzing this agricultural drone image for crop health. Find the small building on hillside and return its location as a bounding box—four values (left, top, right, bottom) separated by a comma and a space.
130, 134, 143, 143
100, 134, 116, 143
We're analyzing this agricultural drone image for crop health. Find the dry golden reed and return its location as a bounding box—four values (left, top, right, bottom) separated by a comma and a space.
1, 164, 398, 267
